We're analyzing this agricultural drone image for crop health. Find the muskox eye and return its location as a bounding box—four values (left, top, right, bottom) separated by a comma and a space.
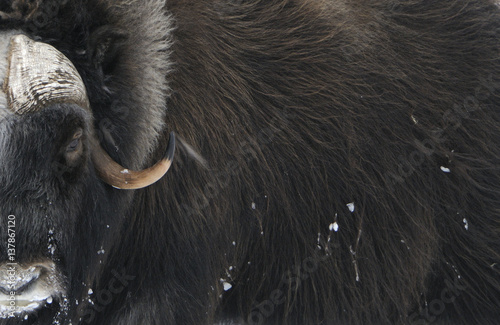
67, 138, 80, 152
66, 129, 83, 153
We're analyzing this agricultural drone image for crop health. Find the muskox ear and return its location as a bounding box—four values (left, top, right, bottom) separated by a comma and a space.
87, 26, 128, 76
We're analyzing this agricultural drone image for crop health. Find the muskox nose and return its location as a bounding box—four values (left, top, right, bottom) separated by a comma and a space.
0, 265, 40, 295
0, 261, 65, 316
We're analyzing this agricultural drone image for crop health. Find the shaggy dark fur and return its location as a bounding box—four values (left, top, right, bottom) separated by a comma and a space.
0, 0, 500, 324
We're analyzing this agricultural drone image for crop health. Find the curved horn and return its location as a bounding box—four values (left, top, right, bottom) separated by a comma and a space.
4, 34, 175, 189
6, 34, 90, 113
92, 133, 175, 189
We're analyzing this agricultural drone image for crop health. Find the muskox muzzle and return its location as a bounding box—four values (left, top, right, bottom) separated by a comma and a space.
4, 34, 175, 190
0, 261, 64, 317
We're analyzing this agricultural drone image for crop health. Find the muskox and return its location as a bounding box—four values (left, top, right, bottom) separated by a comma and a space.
0, 0, 500, 324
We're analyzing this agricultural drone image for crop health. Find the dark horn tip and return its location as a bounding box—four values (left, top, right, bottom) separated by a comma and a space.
165, 132, 176, 162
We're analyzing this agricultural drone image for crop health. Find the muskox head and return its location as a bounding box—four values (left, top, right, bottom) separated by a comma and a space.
0, 31, 174, 320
